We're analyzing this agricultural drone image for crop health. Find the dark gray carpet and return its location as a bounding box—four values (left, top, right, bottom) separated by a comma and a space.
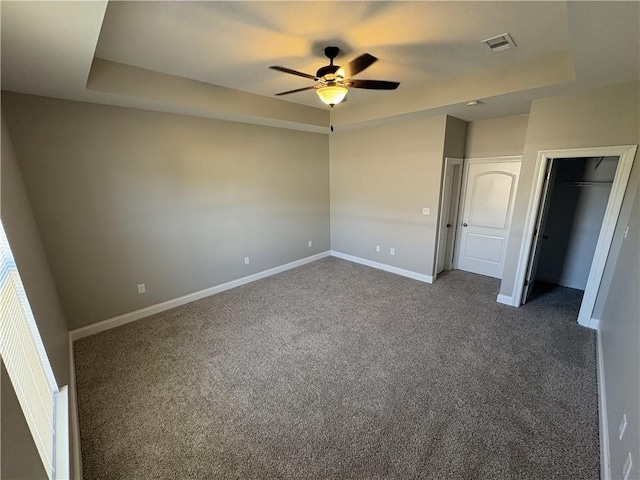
74, 257, 599, 479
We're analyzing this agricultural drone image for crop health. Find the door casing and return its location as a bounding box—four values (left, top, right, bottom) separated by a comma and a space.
509, 145, 637, 329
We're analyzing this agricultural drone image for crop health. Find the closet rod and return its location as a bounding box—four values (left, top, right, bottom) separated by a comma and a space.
556, 180, 613, 186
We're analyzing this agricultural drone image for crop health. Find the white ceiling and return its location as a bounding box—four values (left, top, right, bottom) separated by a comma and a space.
1, 1, 639, 132
94, 1, 571, 107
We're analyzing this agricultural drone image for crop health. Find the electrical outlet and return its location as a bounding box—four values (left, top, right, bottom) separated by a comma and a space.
619, 414, 628, 440
422, 207, 430, 215
244, 256, 250, 265
308, 240, 313, 247
390, 248, 395, 256
137, 284, 146, 294
375, 245, 381, 253
623, 452, 633, 480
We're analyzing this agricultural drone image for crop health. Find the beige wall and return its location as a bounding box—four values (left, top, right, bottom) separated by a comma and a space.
1, 113, 69, 383
599, 182, 639, 480
330, 115, 457, 276
88, 59, 328, 132
443, 115, 468, 159
1, 112, 70, 477
2, 93, 330, 329
465, 114, 529, 158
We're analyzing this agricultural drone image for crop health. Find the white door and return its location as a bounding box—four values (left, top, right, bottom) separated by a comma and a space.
455, 159, 521, 278
436, 158, 462, 274
436, 164, 455, 274
521, 159, 555, 302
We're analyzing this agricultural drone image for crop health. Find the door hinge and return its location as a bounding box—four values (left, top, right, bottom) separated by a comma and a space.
524, 279, 529, 286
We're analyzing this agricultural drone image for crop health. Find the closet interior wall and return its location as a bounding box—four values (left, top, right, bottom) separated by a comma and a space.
534, 156, 618, 291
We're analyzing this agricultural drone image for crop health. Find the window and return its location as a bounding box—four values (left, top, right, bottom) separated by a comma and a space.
0, 220, 66, 479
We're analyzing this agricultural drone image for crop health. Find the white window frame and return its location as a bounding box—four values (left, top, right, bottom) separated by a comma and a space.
0, 220, 68, 479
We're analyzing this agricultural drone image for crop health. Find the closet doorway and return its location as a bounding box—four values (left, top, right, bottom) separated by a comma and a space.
522, 157, 617, 310
515, 145, 637, 328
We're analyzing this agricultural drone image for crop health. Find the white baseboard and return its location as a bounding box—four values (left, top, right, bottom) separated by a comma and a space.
70, 251, 330, 341
329, 250, 434, 284
597, 329, 611, 480
579, 317, 599, 331
496, 293, 517, 306
68, 338, 82, 480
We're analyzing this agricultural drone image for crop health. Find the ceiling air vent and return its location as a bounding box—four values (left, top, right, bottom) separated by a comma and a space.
482, 33, 516, 52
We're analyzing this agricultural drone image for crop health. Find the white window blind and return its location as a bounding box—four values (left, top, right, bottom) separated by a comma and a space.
0, 221, 59, 479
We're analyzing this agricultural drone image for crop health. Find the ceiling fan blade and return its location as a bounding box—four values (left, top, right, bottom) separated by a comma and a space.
270, 66, 317, 80
343, 53, 377, 78
275, 86, 317, 96
347, 79, 400, 90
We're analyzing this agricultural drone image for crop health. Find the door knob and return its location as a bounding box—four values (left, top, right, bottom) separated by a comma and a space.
462, 223, 468, 227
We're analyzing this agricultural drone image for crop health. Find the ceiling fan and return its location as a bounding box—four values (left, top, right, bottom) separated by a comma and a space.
270, 46, 400, 107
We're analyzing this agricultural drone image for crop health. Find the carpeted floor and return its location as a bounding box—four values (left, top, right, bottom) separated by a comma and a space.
74, 257, 599, 479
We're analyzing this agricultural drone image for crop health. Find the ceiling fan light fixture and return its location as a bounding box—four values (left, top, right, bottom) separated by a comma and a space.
316, 85, 348, 105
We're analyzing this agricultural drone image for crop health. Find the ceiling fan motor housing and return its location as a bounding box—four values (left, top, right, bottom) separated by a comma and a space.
316, 64, 341, 81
